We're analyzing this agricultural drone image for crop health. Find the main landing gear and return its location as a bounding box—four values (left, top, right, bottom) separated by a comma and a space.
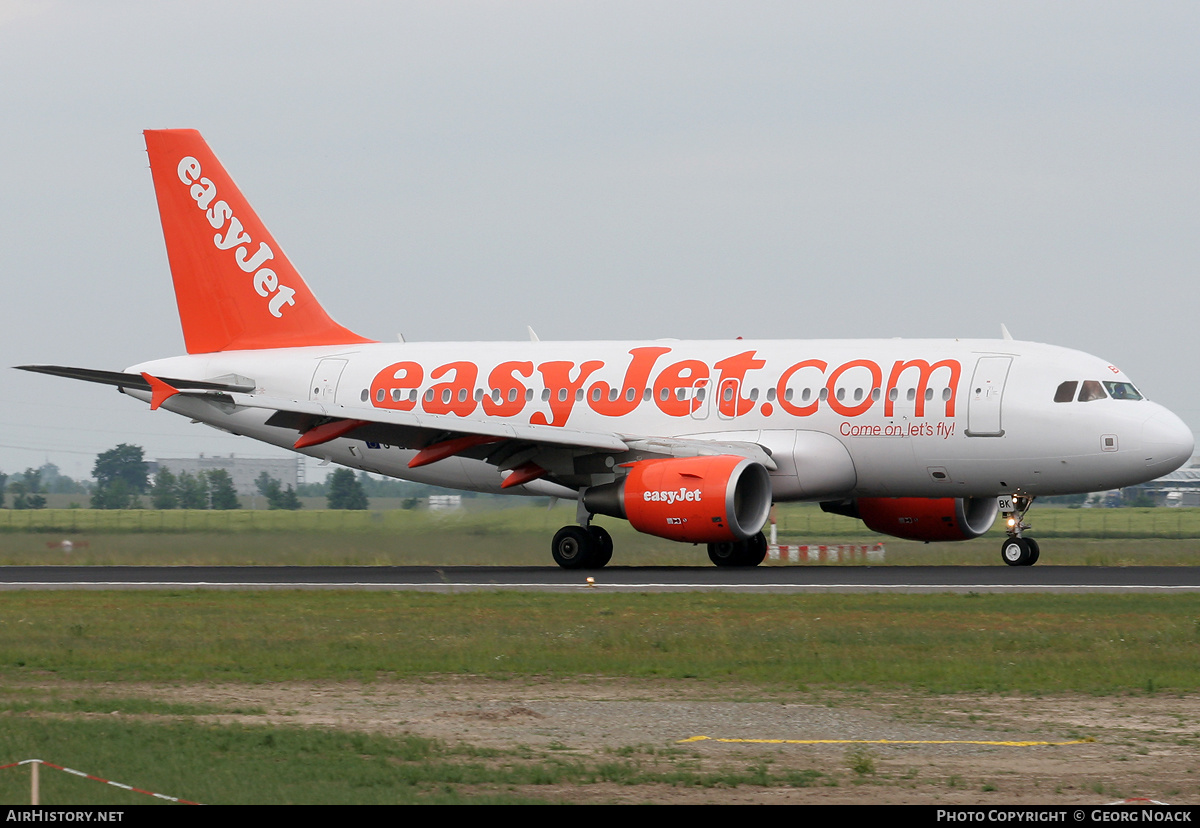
707, 532, 769, 567
551, 524, 613, 569
999, 495, 1040, 566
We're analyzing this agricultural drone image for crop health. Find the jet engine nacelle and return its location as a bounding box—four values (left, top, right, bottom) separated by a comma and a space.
584, 455, 772, 544
824, 496, 999, 542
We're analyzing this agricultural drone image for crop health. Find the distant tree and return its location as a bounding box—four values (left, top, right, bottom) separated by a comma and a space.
208, 469, 240, 510
151, 468, 179, 510
256, 472, 281, 503
176, 471, 210, 509
91, 477, 135, 509
275, 485, 302, 510
93, 444, 149, 493
0, 472, 7, 509
11, 469, 47, 510
40, 463, 88, 495
91, 444, 148, 508
326, 468, 368, 510
257, 472, 303, 510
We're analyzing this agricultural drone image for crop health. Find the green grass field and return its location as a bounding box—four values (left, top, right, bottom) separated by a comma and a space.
0, 503, 1197, 566
0, 505, 1198, 803
1, 590, 1198, 804
2, 591, 1197, 691
6, 502, 1200, 538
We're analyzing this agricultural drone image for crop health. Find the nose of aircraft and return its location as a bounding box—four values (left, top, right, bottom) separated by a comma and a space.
1142, 407, 1195, 477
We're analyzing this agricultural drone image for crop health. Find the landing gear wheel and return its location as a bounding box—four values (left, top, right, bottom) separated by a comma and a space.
707, 533, 768, 567
1026, 537, 1040, 566
552, 525, 595, 569
587, 525, 613, 568
707, 539, 744, 567
745, 531, 768, 566
1001, 537, 1032, 567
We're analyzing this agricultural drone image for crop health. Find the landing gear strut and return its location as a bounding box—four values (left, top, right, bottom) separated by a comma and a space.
707, 531, 768, 567
999, 495, 1040, 566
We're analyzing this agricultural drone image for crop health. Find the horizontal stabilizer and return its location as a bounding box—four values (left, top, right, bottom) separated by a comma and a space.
15, 365, 256, 394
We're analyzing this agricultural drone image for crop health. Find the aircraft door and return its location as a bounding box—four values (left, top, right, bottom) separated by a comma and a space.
309, 358, 348, 403
965, 356, 1011, 437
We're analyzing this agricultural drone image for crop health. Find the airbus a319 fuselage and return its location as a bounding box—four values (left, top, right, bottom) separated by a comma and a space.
20, 130, 1194, 569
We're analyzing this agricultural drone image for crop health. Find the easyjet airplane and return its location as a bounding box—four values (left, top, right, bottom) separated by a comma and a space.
19, 130, 1195, 568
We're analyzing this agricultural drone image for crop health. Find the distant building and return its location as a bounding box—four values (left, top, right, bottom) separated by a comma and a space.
428, 494, 462, 512
1123, 457, 1200, 507
150, 454, 302, 496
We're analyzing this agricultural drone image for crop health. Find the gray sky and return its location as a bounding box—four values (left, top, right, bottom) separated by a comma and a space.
1, 0, 1196, 481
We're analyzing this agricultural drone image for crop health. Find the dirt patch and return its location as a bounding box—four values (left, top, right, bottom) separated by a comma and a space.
7, 677, 1199, 804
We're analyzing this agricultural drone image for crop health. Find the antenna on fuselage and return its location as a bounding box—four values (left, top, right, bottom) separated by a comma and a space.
1000, 323, 1014, 341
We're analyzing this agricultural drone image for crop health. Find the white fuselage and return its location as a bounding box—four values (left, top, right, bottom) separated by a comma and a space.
128, 337, 1194, 502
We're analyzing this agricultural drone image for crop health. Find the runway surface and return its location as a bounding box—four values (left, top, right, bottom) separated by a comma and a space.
3, 565, 1200, 592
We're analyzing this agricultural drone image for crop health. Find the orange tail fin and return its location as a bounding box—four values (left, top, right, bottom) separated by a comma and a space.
144, 129, 374, 354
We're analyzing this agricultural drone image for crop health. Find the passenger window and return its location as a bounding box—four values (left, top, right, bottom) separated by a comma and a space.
1078, 380, 1107, 402
1054, 381, 1077, 403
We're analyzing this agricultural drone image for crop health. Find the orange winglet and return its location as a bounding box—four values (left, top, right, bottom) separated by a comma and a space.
408, 435, 505, 469
293, 418, 370, 449
140, 372, 180, 411
501, 462, 547, 489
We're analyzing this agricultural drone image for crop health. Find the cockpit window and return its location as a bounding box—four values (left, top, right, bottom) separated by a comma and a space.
1078, 380, 1107, 402
1054, 381, 1078, 403
1103, 381, 1143, 401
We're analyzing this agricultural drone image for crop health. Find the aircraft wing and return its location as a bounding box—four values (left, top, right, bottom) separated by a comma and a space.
16, 365, 775, 490
224, 392, 778, 489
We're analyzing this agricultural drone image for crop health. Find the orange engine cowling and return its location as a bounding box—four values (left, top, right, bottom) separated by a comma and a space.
849, 497, 998, 542
583, 455, 772, 543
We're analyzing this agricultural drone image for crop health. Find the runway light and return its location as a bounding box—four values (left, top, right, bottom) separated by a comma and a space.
586, 577, 595, 588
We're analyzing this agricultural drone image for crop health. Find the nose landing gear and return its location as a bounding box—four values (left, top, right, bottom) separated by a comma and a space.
999, 495, 1039, 566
